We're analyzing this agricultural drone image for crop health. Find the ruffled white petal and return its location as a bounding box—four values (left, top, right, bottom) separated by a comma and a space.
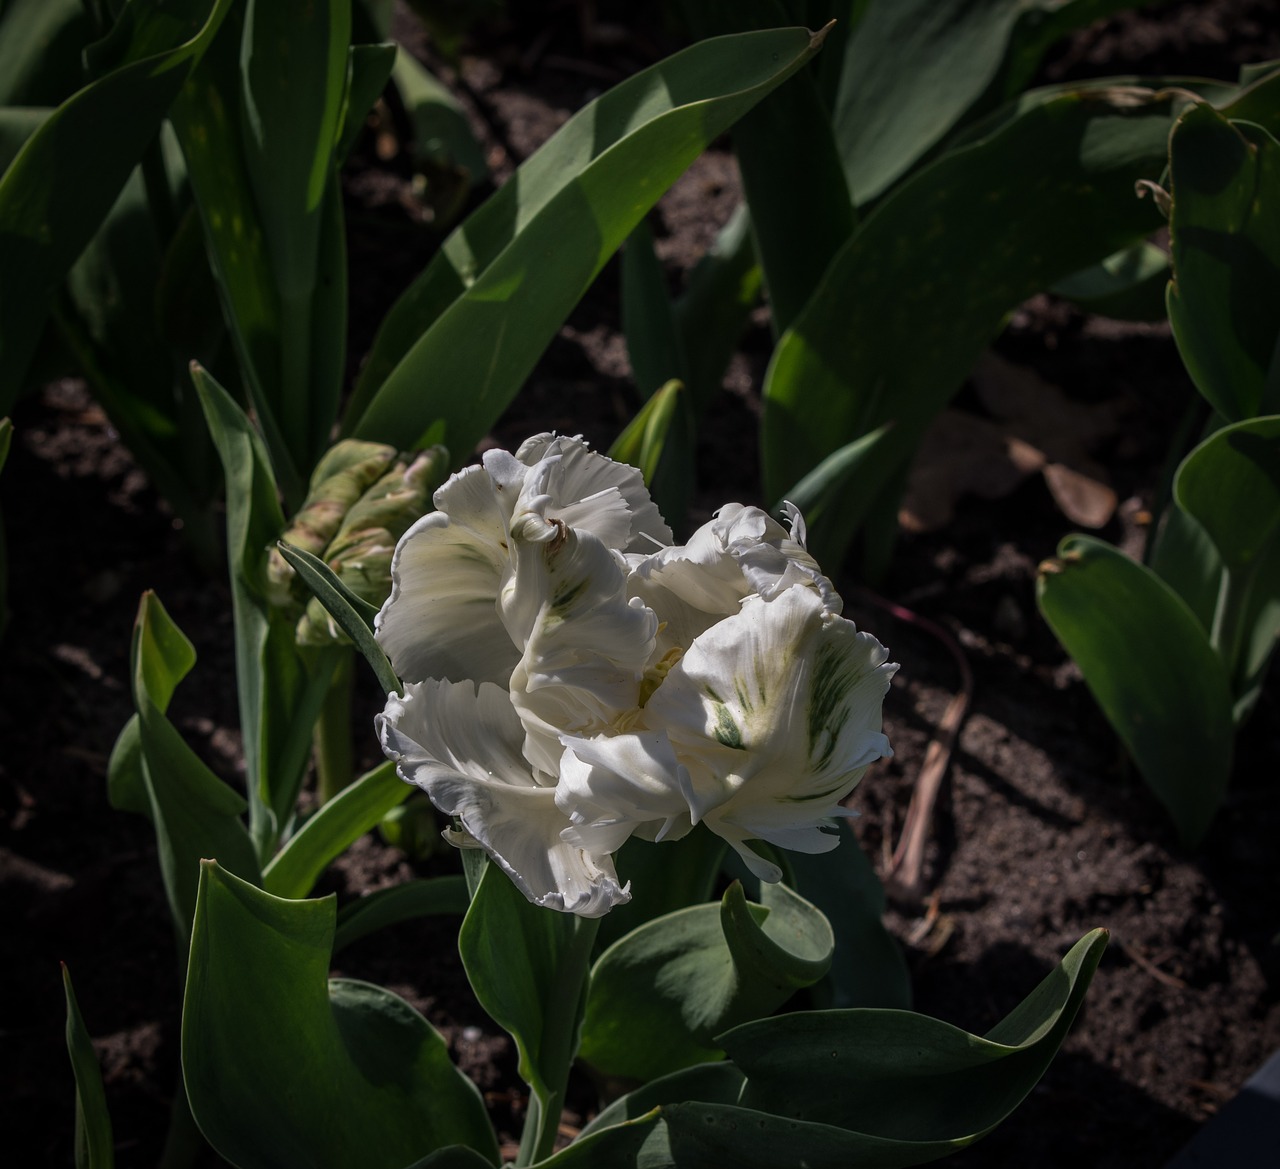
643, 586, 896, 867
500, 506, 657, 776
377, 680, 629, 917
516, 433, 672, 552
375, 469, 520, 686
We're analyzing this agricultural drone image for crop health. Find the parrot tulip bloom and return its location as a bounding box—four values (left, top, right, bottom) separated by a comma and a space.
375, 435, 896, 916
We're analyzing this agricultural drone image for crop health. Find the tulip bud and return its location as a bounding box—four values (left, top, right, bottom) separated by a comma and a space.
266, 440, 399, 608
296, 446, 447, 646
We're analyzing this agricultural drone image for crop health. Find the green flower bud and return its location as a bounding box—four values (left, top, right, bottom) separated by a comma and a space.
296, 445, 448, 646
266, 440, 398, 608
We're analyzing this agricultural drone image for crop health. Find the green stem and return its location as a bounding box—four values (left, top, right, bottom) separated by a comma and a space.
516, 915, 601, 1167
313, 650, 354, 804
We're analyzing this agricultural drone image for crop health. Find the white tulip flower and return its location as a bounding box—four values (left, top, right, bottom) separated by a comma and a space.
375, 435, 896, 916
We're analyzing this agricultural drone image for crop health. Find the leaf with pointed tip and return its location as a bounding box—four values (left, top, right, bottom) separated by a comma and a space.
346, 26, 828, 460
607, 378, 692, 533
275, 540, 401, 695
1052, 240, 1170, 321
1037, 534, 1234, 845
578, 881, 832, 1083
62, 965, 114, 1169
184, 861, 499, 1169
130, 591, 261, 941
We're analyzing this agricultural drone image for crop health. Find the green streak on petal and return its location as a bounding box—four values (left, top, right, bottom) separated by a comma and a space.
713, 703, 746, 750
807, 640, 856, 769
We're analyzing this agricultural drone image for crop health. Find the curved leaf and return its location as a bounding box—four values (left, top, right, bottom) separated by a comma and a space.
334, 875, 470, 954
1174, 415, 1280, 574
762, 85, 1178, 509
550, 930, 1107, 1169
1167, 103, 1280, 421
62, 964, 114, 1169
0, 0, 233, 408
1036, 534, 1234, 845
347, 26, 827, 459
262, 762, 410, 899
578, 881, 832, 1083
131, 591, 261, 939
183, 861, 499, 1169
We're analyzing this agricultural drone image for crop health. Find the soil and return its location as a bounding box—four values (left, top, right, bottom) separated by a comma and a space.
3, 2, 1278, 1167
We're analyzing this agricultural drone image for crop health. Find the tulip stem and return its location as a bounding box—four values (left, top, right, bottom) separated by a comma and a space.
313, 651, 354, 804
516, 914, 600, 1167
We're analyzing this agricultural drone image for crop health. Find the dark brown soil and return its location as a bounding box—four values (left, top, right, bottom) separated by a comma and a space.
3, 3, 1278, 1167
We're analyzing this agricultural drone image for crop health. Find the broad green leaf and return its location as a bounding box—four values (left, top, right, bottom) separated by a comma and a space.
552, 932, 1106, 1168
578, 881, 833, 1083
458, 860, 585, 1105
833, 0, 1152, 206
240, 0, 350, 471
1051, 240, 1170, 321
673, 203, 761, 416
0, 0, 90, 107
334, 875, 470, 953
0, 0, 232, 410
62, 964, 114, 1169
184, 861, 499, 1169
131, 591, 261, 939
1232, 535, 1280, 720
105, 713, 149, 818
1149, 502, 1223, 633
1175, 416, 1280, 574
680, 2, 852, 336
787, 819, 910, 1009
403, 1149, 499, 1169
1036, 535, 1234, 845
347, 26, 827, 459
263, 761, 410, 899
578, 1062, 746, 1138
775, 423, 902, 567
1167, 104, 1280, 421
275, 540, 401, 696
763, 85, 1178, 509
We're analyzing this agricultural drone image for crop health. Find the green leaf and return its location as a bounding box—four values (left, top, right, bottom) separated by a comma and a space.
334, 875, 470, 953
193, 364, 293, 850
579, 1062, 746, 1139
0, 108, 51, 175
263, 761, 410, 899
339, 42, 398, 163
553, 932, 1107, 1168
458, 860, 583, 1104
680, 2, 853, 336
239, 0, 351, 471
787, 819, 910, 1009
1036, 534, 1234, 845
672, 203, 761, 417
621, 217, 688, 400
346, 26, 827, 459
130, 591, 261, 941
763, 84, 1179, 512
62, 964, 114, 1169
1167, 104, 1280, 421
184, 861, 500, 1169
275, 539, 401, 695
578, 881, 833, 1083
595, 826, 726, 955
1175, 415, 1280, 573
774, 423, 903, 568
0, 0, 90, 107
0, 0, 232, 410
1051, 240, 1170, 321
606, 378, 693, 533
